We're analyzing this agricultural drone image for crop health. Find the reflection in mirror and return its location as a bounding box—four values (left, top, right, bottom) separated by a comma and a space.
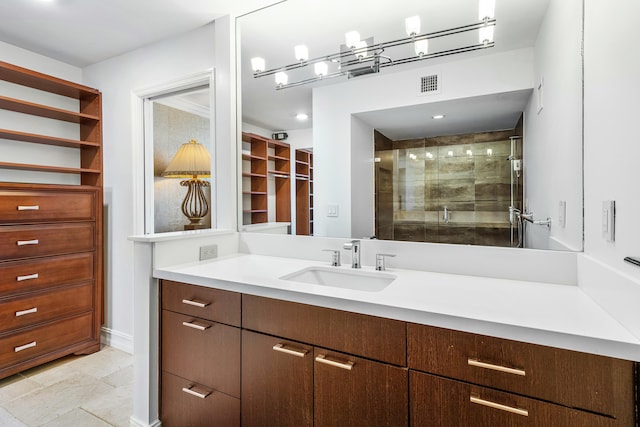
146, 86, 211, 233
238, 0, 583, 251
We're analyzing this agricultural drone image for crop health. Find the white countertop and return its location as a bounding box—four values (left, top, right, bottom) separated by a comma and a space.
154, 253, 640, 361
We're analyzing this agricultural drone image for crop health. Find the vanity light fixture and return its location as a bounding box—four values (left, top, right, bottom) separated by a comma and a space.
296, 113, 309, 120
487, 148, 493, 156
432, 114, 445, 119
294, 45, 309, 62
252, 1, 496, 90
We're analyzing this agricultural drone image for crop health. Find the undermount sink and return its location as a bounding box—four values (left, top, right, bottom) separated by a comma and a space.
279, 266, 396, 292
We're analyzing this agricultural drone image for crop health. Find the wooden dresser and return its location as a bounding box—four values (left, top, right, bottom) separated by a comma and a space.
0, 61, 103, 379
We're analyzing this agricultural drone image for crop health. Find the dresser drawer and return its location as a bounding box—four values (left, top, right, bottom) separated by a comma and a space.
242, 294, 406, 366
0, 253, 93, 297
0, 312, 93, 370
0, 283, 93, 333
410, 371, 617, 427
0, 189, 95, 223
161, 280, 240, 327
0, 223, 94, 261
407, 323, 635, 418
161, 371, 240, 427
162, 310, 240, 398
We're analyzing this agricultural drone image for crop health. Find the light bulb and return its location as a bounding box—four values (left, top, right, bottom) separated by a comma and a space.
250, 57, 265, 73
405, 16, 421, 37
296, 113, 309, 121
479, 0, 495, 20
294, 45, 309, 62
414, 39, 429, 57
479, 25, 494, 45
345, 30, 361, 49
354, 40, 368, 59
275, 72, 288, 86
314, 61, 328, 76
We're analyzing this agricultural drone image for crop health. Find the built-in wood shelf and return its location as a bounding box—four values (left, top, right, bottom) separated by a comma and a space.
0, 161, 101, 175
0, 96, 100, 124
0, 129, 100, 149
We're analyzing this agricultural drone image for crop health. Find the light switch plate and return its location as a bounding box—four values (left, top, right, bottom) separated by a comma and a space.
602, 200, 615, 242
327, 204, 339, 217
558, 200, 566, 228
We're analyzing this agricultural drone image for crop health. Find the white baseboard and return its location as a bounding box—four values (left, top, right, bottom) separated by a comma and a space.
129, 416, 161, 427
101, 326, 134, 354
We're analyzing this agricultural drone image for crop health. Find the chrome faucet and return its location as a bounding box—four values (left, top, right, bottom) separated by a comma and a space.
375, 253, 396, 271
343, 240, 361, 269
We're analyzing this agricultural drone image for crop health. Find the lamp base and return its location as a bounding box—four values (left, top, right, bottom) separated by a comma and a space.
184, 223, 207, 231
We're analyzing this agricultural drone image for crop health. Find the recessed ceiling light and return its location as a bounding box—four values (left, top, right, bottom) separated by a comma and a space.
296, 113, 309, 121
432, 114, 445, 119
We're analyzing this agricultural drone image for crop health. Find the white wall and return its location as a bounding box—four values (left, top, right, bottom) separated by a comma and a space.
313, 48, 535, 238
82, 23, 222, 347
523, 0, 583, 251
583, 0, 640, 278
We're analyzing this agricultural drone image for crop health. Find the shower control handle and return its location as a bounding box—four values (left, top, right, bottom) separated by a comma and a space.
443, 206, 450, 224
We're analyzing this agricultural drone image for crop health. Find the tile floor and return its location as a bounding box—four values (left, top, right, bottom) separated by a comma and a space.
0, 346, 133, 427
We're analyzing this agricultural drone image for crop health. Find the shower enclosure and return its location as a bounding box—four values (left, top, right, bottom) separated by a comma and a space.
374, 129, 523, 248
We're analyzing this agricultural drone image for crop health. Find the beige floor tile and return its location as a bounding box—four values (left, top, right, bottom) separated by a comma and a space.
82, 383, 134, 427
41, 408, 112, 427
4, 372, 115, 426
66, 347, 133, 380
0, 375, 43, 405
0, 407, 27, 427
101, 365, 133, 389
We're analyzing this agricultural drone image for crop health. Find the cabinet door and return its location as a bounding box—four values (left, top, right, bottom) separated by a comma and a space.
410, 370, 617, 427
314, 348, 408, 427
241, 330, 313, 427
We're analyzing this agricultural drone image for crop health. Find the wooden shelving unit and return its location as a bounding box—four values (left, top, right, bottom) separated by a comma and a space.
241, 132, 291, 225
0, 61, 103, 378
295, 149, 313, 235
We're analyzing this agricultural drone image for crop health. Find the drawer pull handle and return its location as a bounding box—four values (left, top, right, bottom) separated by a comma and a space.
468, 358, 526, 376
273, 343, 308, 358
182, 321, 210, 331
181, 298, 210, 308
15, 341, 37, 353
182, 385, 211, 399
18, 205, 40, 211
17, 239, 39, 246
315, 354, 354, 371
470, 395, 529, 417
17, 273, 39, 281
16, 307, 38, 317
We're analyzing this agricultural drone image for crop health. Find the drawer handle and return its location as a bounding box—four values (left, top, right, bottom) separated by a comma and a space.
17, 239, 39, 246
18, 205, 40, 211
467, 358, 526, 376
182, 385, 211, 399
15, 341, 37, 353
17, 273, 39, 281
273, 343, 309, 358
315, 354, 354, 371
470, 395, 529, 417
16, 307, 38, 317
181, 298, 210, 308
182, 320, 210, 331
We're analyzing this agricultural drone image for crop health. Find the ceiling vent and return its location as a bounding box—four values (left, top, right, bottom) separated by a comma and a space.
420, 74, 440, 95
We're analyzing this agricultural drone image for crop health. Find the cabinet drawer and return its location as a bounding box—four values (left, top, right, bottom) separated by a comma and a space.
0, 312, 93, 370
407, 323, 635, 418
161, 280, 240, 327
314, 347, 408, 426
410, 371, 617, 427
161, 371, 240, 427
0, 283, 93, 333
0, 252, 94, 297
0, 223, 94, 261
242, 294, 406, 366
0, 189, 95, 223
161, 310, 240, 398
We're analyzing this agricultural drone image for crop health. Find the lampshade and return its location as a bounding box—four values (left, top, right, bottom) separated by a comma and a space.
294, 45, 309, 62
250, 57, 265, 73
314, 61, 328, 76
162, 139, 211, 178
479, 25, 494, 44
414, 39, 429, 56
478, 0, 495, 20
405, 16, 421, 37
354, 40, 368, 59
345, 30, 361, 49
275, 71, 289, 86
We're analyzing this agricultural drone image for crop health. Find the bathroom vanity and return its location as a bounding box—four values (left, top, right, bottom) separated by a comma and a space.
152, 252, 639, 427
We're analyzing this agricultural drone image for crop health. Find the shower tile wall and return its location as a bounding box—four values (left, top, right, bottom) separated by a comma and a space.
375, 129, 522, 247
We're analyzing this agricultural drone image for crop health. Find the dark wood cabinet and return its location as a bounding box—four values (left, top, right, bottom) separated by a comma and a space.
241, 330, 313, 427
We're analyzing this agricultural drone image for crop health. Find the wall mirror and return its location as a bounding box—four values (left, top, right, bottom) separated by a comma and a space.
238, 0, 583, 251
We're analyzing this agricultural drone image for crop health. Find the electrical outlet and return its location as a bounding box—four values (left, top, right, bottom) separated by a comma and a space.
558, 200, 566, 228
602, 201, 615, 242
199, 244, 218, 261
327, 204, 339, 217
